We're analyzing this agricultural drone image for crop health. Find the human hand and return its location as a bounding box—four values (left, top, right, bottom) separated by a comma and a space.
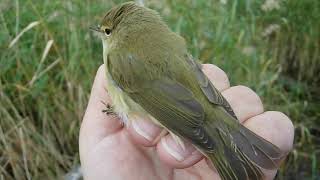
79, 64, 294, 180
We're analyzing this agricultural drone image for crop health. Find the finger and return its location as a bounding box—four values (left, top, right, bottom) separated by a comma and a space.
174, 159, 220, 179
243, 111, 294, 179
244, 111, 294, 155
156, 134, 203, 169
222, 85, 264, 123
79, 64, 123, 157
202, 64, 230, 91
127, 115, 163, 146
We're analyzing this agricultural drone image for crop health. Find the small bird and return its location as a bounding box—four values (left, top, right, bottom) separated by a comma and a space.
91, 2, 282, 179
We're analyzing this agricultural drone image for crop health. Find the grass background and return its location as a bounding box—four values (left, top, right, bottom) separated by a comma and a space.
0, 0, 319, 179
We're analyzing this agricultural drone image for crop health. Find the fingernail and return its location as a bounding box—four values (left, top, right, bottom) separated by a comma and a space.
161, 136, 196, 161
131, 118, 160, 141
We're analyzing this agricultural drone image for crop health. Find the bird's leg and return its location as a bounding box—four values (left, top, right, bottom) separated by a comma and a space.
101, 101, 115, 115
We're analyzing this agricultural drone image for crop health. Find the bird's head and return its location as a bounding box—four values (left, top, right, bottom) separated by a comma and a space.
91, 2, 170, 52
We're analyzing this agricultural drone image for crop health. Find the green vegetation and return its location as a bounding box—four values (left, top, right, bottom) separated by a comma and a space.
0, 0, 319, 179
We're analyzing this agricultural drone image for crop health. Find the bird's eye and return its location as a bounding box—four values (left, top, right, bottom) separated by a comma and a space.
104, 28, 112, 36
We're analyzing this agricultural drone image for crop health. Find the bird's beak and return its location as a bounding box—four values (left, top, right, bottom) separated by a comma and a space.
89, 25, 103, 33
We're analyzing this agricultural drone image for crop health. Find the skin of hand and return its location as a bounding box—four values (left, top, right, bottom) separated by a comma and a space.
79, 64, 294, 180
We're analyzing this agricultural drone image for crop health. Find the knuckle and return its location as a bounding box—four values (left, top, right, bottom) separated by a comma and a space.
202, 63, 216, 70
264, 111, 294, 151
266, 111, 293, 128
97, 64, 105, 74
202, 64, 230, 90
217, 69, 229, 86
233, 85, 252, 93
233, 85, 262, 103
229, 85, 264, 113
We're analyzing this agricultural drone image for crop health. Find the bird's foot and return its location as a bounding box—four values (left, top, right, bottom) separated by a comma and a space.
101, 101, 115, 115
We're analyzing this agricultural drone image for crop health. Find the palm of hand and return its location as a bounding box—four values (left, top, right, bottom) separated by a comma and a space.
79, 64, 294, 180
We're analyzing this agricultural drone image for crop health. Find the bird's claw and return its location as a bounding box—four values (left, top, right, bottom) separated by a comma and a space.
101, 102, 115, 115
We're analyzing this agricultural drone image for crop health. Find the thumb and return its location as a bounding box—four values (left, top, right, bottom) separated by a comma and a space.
79, 64, 123, 158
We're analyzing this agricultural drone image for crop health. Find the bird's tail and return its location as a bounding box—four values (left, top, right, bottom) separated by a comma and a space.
208, 145, 263, 180
205, 118, 283, 180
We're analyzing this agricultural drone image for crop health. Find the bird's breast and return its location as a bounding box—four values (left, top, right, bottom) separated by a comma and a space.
103, 60, 148, 125
105, 69, 130, 122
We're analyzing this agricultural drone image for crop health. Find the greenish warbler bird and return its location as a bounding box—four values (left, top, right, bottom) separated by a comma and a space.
91, 2, 283, 180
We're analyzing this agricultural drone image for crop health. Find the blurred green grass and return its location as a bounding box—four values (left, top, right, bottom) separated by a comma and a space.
0, 0, 319, 179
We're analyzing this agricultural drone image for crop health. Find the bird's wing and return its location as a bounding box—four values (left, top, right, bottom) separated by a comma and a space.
107, 51, 215, 151
130, 79, 216, 151
185, 55, 238, 120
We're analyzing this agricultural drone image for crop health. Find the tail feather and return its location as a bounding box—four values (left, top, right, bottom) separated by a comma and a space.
208, 146, 263, 180
237, 149, 262, 179
203, 115, 282, 179
231, 124, 283, 169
